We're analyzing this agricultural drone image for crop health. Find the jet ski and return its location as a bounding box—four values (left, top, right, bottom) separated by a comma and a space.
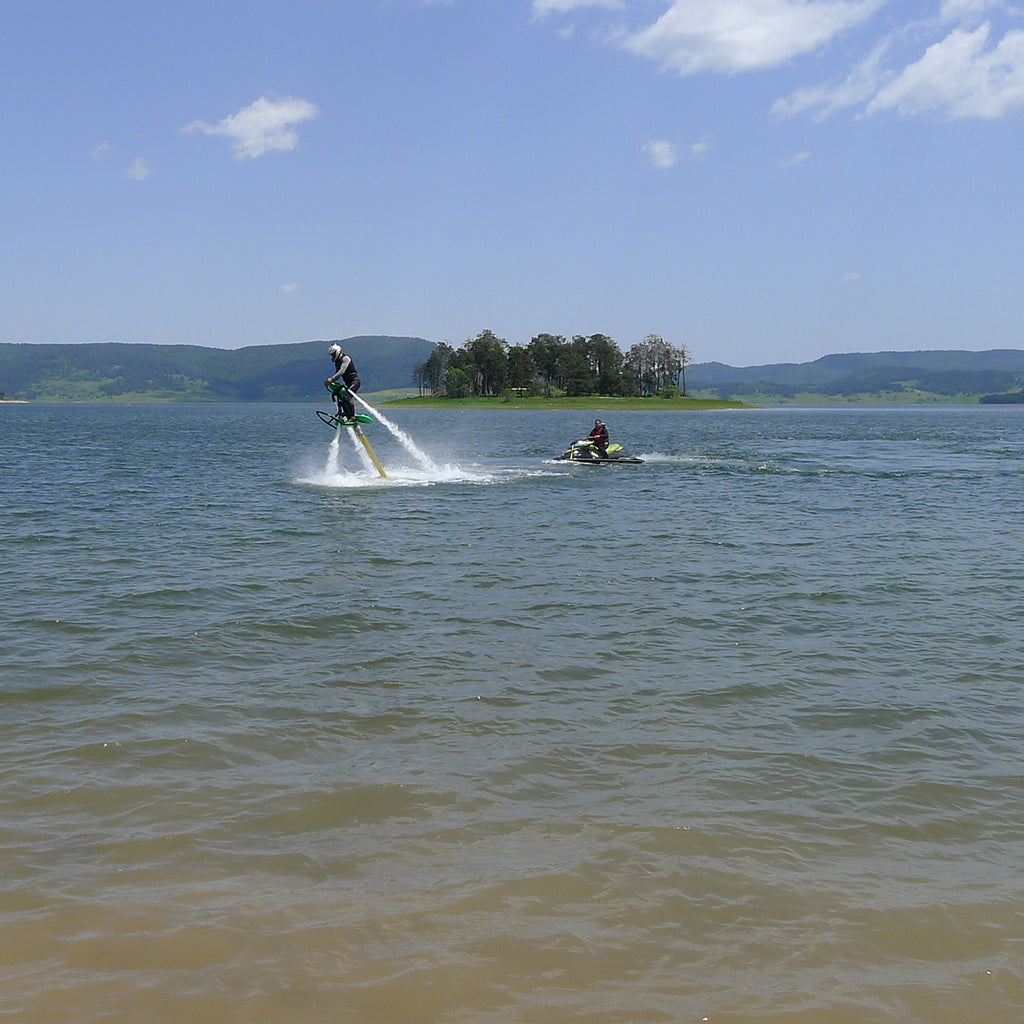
554, 439, 644, 464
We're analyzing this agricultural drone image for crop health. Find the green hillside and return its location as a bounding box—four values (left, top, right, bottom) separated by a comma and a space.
688, 349, 1024, 403
5, 340, 1024, 404
0, 337, 434, 402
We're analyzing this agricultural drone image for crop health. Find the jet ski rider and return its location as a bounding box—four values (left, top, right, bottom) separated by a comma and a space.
587, 418, 609, 457
324, 343, 361, 422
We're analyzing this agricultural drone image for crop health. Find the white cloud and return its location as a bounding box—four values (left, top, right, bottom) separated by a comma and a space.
771, 36, 891, 118
644, 138, 679, 167
537, 0, 1024, 121
770, 8, 1024, 120
91, 141, 112, 161
690, 133, 714, 159
280, 282, 299, 294
778, 149, 811, 166
532, 0, 623, 16
643, 133, 714, 168
127, 157, 152, 181
841, 271, 861, 282
867, 22, 1024, 117
622, 0, 883, 75
940, 0, 997, 22
184, 95, 319, 159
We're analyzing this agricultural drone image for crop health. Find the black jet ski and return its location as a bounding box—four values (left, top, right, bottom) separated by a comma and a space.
554, 439, 644, 464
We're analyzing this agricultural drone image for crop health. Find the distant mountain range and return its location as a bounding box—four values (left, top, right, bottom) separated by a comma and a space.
3, 340, 1024, 403
0, 336, 434, 402
688, 349, 1024, 403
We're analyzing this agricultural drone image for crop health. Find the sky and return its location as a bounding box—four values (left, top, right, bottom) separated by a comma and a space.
2, 0, 1024, 367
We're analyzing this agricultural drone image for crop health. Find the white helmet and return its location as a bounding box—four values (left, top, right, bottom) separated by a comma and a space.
328, 343, 342, 358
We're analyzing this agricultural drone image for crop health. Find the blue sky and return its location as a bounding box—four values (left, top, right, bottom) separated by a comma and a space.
3, 0, 1023, 366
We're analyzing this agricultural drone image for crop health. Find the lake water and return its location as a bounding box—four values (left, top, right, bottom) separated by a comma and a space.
2, 400, 1023, 1024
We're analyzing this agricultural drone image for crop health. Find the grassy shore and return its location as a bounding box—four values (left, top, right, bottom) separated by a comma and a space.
378, 395, 749, 411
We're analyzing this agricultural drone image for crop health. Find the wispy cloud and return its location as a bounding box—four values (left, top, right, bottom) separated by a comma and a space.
867, 23, 1024, 118
689, 134, 714, 159
280, 282, 299, 294
621, 0, 883, 75
940, 0, 998, 22
91, 141, 112, 161
643, 133, 714, 168
771, 36, 891, 120
644, 138, 680, 168
778, 150, 811, 167
774, 17, 1024, 120
532, 0, 623, 17
184, 95, 319, 159
538, 0, 1024, 122
127, 157, 152, 181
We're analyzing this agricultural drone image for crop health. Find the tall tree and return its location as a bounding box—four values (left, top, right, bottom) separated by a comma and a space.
446, 365, 471, 398
678, 343, 692, 395
421, 342, 453, 394
624, 337, 655, 396
586, 333, 624, 395
526, 333, 565, 395
561, 339, 595, 396
507, 346, 536, 390
413, 360, 428, 396
625, 334, 687, 395
463, 329, 508, 396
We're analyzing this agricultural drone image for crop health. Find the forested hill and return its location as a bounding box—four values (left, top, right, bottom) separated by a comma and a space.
0, 336, 434, 401
688, 349, 1024, 402
5, 340, 1024, 403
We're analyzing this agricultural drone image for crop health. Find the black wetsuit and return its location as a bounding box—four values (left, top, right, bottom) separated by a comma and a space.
328, 353, 361, 420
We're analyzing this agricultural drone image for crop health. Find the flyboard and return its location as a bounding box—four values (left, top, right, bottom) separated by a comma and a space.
318, 382, 388, 478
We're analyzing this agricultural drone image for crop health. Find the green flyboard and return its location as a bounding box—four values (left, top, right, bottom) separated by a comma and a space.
316, 410, 374, 430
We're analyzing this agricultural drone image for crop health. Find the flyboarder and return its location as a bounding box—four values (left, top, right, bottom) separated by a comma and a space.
324, 343, 362, 422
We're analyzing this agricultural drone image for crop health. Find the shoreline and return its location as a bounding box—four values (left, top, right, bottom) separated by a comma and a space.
380, 396, 749, 411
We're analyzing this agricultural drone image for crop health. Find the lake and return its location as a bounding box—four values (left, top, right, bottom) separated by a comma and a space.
2, 400, 1023, 1023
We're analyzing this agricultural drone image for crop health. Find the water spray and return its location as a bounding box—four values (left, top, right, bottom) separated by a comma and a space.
351, 393, 436, 471
320, 381, 442, 481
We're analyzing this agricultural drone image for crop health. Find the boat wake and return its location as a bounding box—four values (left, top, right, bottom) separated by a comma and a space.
635, 451, 702, 464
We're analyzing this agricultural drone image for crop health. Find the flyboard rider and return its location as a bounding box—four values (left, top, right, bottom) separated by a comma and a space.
324, 343, 361, 422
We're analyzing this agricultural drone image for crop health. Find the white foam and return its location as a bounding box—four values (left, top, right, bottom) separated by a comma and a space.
297, 462, 495, 489
637, 452, 699, 463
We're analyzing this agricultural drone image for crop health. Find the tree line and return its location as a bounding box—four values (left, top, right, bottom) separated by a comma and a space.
413, 331, 692, 399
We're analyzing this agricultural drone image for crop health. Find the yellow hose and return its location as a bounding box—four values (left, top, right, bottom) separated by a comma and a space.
356, 428, 387, 478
